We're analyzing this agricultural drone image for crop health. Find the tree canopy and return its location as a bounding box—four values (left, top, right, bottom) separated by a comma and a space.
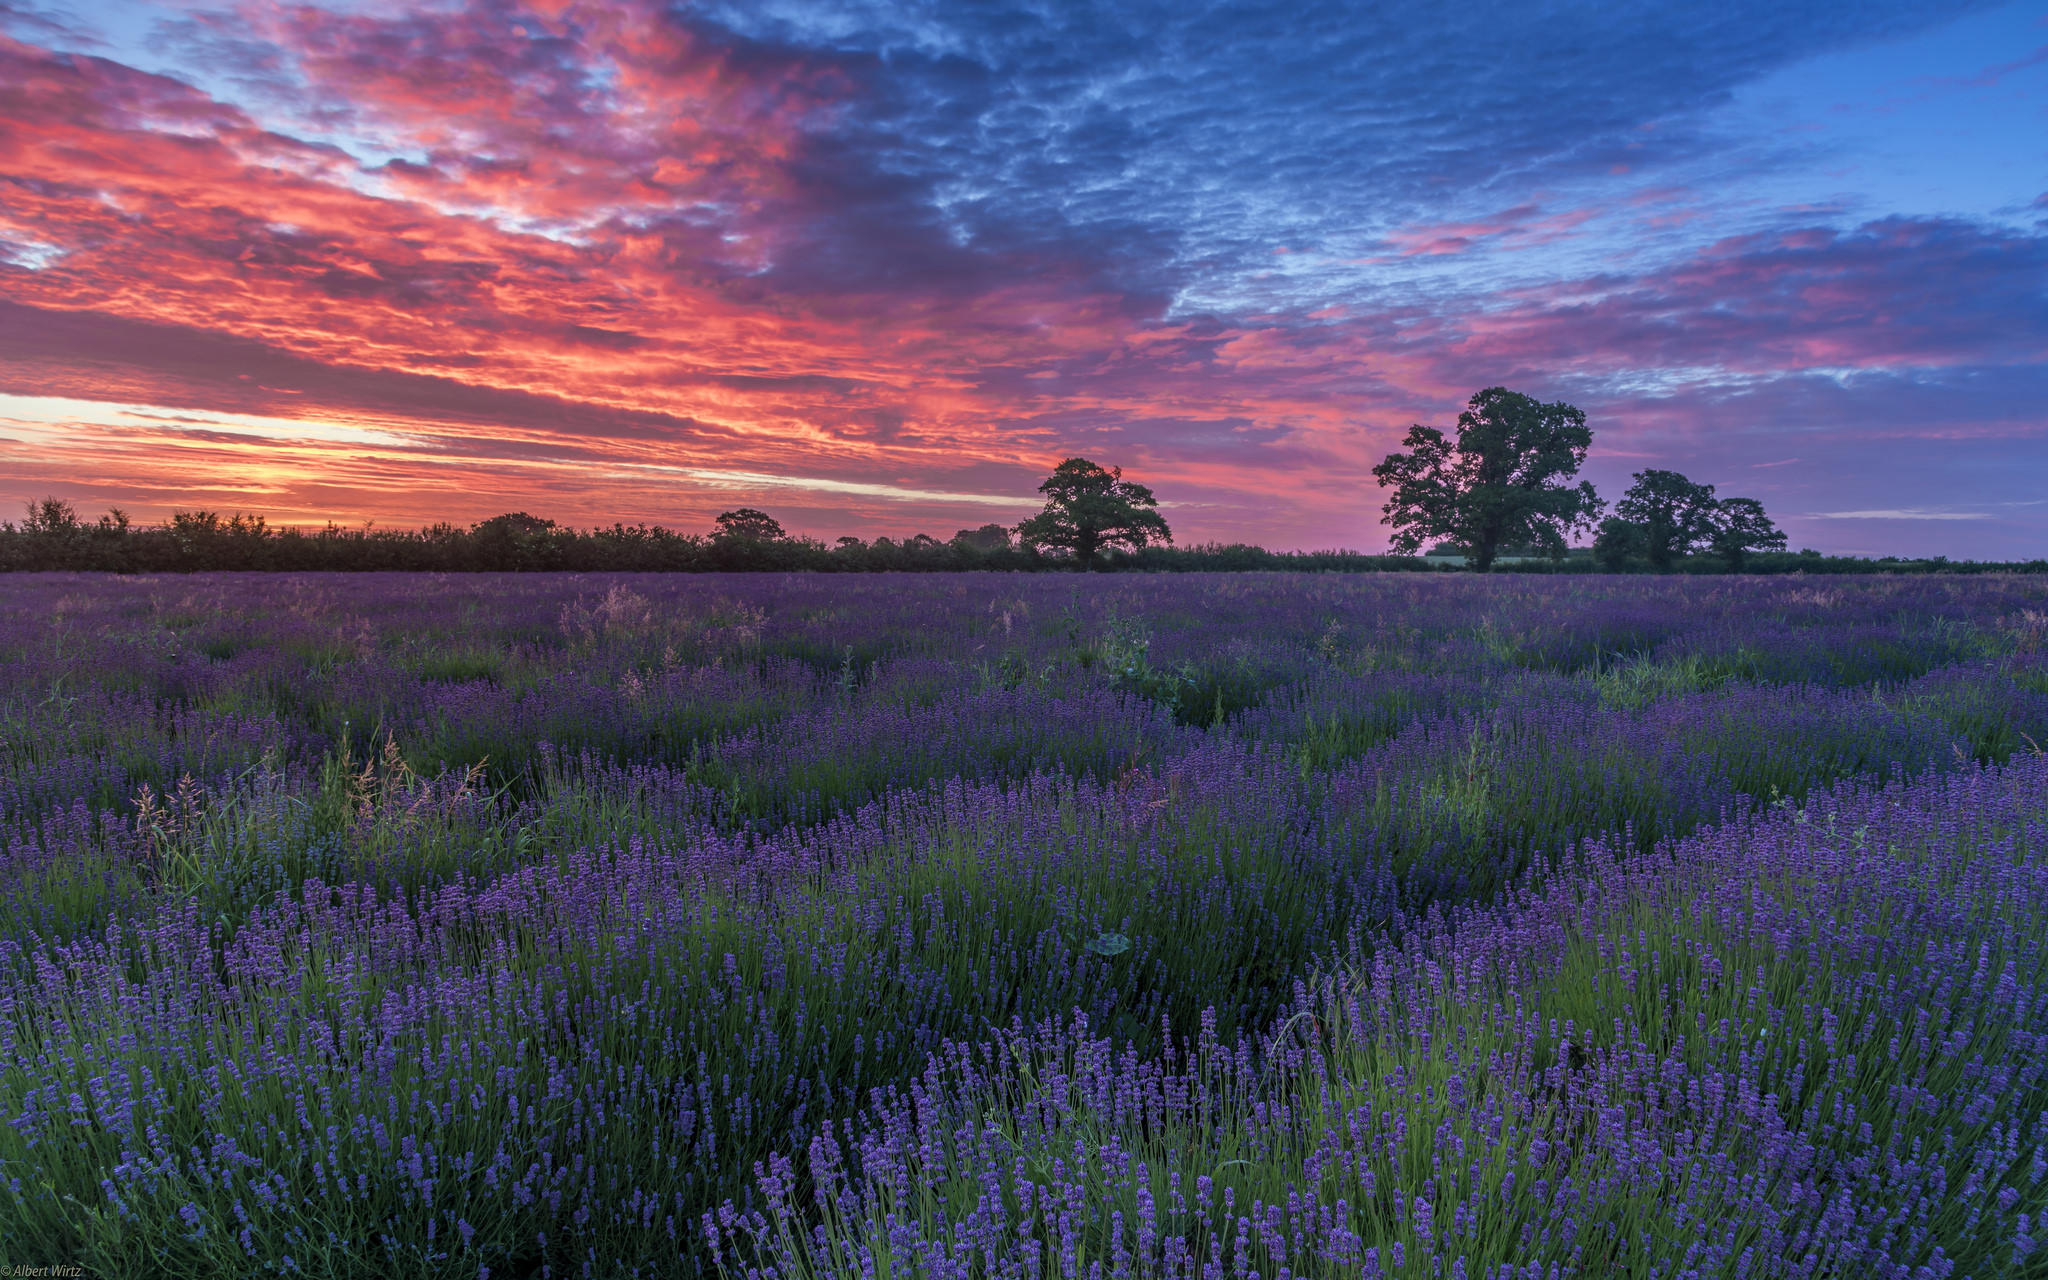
1707, 497, 1787, 570
1370, 387, 1603, 571
712, 508, 787, 542
1015, 458, 1172, 568
951, 523, 1013, 552
1612, 469, 1721, 571
1596, 472, 1788, 572
469, 511, 563, 569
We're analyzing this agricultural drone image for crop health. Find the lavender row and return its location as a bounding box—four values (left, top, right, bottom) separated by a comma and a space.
1, 573, 2045, 1277
12, 650, 2032, 952
5, 576, 2042, 818
0, 747, 1398, 1276
3, 690, 2037, 1275
714, 755, 2048, 1279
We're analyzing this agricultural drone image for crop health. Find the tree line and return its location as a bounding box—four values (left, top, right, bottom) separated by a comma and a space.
1371, 386, 1794, 572
0, 492, 1430, 574
4, 390, 2038, 573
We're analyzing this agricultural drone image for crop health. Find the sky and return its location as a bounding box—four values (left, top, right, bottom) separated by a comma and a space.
1, 0, 2044, 556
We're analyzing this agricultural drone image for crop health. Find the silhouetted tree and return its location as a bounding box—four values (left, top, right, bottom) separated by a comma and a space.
471, 512, 564, 570
1371, 387, 1602, 571
1016, 458, 1171, 569
473, 512, 557, 540
952, 523, 1012, 552
22, 496, 81, 536
13, 496, 92, 568
1612, 469, 1720, 571
712, 508, 786, 542
1708, 497, 1787, 571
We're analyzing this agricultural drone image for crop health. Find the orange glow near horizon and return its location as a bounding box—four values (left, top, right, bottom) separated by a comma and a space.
0, 13, 1411, 544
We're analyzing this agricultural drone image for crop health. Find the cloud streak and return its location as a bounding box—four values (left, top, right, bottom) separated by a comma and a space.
1807, 509, 1994, 521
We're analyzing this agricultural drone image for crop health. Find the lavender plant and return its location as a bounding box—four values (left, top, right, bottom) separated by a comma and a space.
0, 571, 2043, 1278
713, 758, 2048, 1279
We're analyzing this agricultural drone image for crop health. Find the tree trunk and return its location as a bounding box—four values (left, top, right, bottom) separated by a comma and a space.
1075, 531, 1100, 570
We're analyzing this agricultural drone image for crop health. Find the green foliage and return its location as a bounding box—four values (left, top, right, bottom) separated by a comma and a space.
1588, 651, 1726, 709
133, 741, 508, 928
1085, 613, 1203, 718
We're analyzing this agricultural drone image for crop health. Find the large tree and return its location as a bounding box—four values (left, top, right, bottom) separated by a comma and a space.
1707, 496, 1787, 571
711, 508, 786, 542
1370, 387, 1603, 571
1613, 469, 1720, 571
470, 511, 564, 569
1016, 458, 1171, 568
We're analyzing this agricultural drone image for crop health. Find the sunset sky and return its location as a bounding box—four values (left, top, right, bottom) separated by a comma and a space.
2, 1, 2044, 556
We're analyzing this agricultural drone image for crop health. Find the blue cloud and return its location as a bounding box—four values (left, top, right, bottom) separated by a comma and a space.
688, 0, 2009, 307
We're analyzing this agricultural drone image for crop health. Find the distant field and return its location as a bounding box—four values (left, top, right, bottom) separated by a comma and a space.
1, 572, 2044, 1278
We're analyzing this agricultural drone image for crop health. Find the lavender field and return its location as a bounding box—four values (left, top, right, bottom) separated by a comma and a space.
2, 572, 2046, 1279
